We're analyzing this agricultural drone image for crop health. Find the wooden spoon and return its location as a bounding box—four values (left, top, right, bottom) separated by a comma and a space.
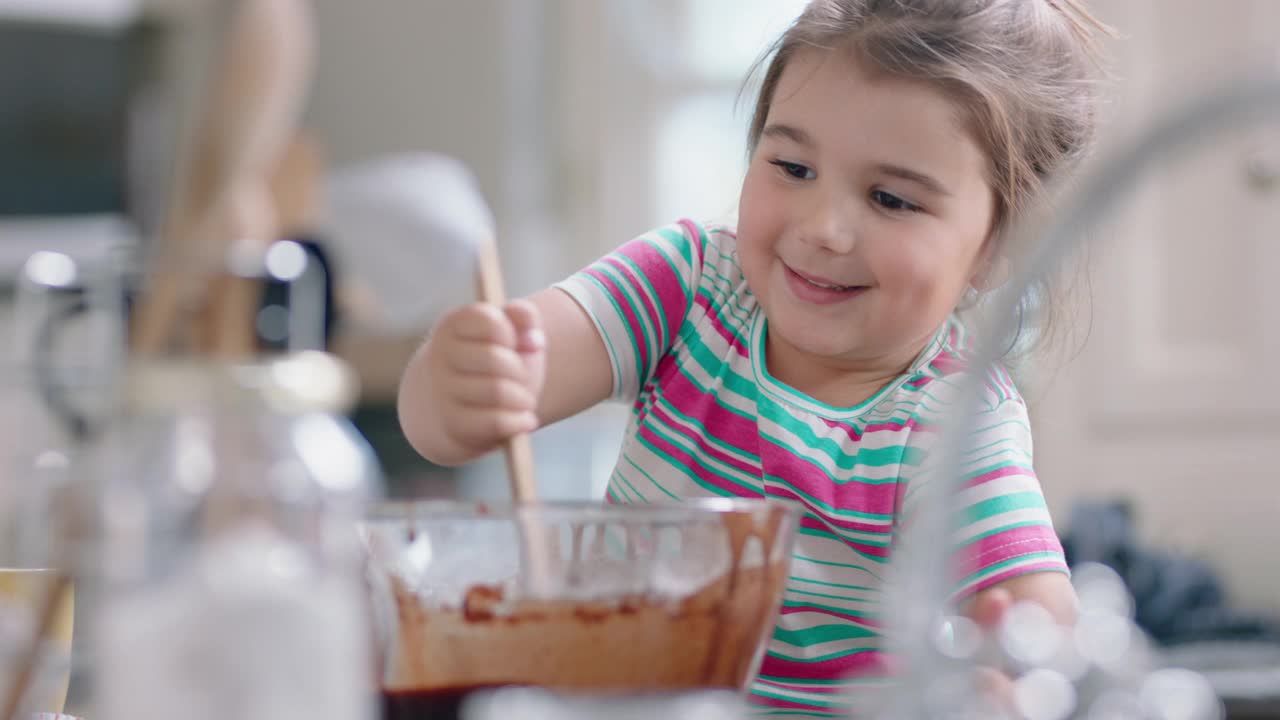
474, 237, 539, 504
130, 0, 315, 357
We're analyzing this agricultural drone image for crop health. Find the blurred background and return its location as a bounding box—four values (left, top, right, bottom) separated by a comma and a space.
3, 0, 1280, 713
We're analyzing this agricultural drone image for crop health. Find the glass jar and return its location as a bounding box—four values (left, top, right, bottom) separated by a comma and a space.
83, 351, 381, 720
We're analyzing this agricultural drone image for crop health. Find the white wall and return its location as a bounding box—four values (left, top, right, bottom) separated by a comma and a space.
304, 0, 569, 297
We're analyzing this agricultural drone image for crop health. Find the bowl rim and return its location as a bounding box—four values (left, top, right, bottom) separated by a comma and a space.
363, 497, 803, 525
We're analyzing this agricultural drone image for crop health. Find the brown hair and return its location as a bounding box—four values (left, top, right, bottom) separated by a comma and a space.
744, 0, 1116, 366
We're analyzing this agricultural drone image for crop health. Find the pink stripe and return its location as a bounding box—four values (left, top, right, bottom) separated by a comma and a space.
758, 649, 891, 682
960, 561, 1070, 599
614, 235, 695, 345
795, 515, 891, 559
958, 527, 1065, 575
661, 368, 761, 451
985, 367, 1011, 400
930, 347, 967, 376
676, 218, 710, 258
582, 266, 651, 373
749, 694, 834, 715
995, 365, 1018, 399
907, 375, 933, 389
646, 402, 759, 477
602, 255, 666, 351
749, 689, 850, 716
760, 442, 899, 518
962, 463, 1030, 489
780, 604, 882, 628
763, 484, 893, 536
692, 292, 750, 356
862, 417, 925, 434
811, 415, 863, 443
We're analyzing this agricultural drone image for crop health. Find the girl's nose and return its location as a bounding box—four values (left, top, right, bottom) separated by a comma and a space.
798, 188, 857, 255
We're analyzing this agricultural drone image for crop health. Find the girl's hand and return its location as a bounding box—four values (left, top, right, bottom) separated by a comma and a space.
409, 299, 546, 463
962, 575, 1076, 714
965, 587, 1018, 711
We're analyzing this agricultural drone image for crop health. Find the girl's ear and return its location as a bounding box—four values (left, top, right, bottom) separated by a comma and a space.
971, 252, 1010, 292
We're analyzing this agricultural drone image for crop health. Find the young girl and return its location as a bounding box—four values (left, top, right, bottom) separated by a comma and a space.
399, 0, 1110, 714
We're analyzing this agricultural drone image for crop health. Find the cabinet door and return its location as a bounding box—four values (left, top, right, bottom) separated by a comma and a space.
1033, 0, 1280, 613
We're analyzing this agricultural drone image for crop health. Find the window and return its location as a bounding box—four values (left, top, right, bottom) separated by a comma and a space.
557, 1, 806, 264
634, 1, 807, 225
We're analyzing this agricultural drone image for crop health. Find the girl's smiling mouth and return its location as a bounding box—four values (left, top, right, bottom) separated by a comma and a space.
783, 263, 870, 305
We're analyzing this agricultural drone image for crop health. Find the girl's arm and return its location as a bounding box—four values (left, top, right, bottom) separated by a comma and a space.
527, 287, 614, 425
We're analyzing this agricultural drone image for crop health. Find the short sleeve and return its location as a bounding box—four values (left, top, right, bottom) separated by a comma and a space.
896, 391, 1069, 603
552, 219, 708, 402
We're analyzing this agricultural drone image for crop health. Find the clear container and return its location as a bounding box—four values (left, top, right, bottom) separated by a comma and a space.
361, 498, 800, 717
0, 247, 124, 718
83, 352, 381, 720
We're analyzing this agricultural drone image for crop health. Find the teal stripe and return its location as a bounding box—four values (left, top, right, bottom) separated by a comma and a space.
750, 687, 849, 711
789, 575, 878, 592
788, 587, 881, 605
596, 260, 660, 371
641, 412, 759, 491
765, 645, 877, 665
747, 707, 839, 712
640, 232, 694, 301
653, 392, 759, 465
635, 423, 760, 497
763, 473, 894, 522
615, 251, 677, 352
608, 475, 636, 503
972, 417, 1032, 437
662, 358, 759, 426
961, 459, 1033, 482
965, 490, 1047, 522
563, 280, 625, 395
963, 436, 1023, 457
901, 459, 1034, 504
758, 674, 860, 688
622, 454, 679, 501
781, 600, 875, 620
793, 554, 874, 571
956, 551, 1066, 588
756, 431, 902, 492
759, 662, 891, 687
795, 529, 888, 567
611, 468, 647, 503
681, 326, 760, 397
756, 418, 925, 474
581, 272, 644, 390
694, 286, 753, 346
963, 447, 1033, 470
652, 225, 696, 267
775, 624, 877, 646
961, 519, 1056, 544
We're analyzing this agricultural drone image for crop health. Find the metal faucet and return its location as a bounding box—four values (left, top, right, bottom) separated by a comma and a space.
881, 70, 1280, 720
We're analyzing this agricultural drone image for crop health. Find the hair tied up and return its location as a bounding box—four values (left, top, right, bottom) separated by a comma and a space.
1044, 0, 1123, 55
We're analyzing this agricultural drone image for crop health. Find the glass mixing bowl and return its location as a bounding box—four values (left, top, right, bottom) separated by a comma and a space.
360, 499, 799, 716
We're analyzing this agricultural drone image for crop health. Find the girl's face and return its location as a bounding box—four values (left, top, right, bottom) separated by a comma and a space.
737, 48, 996, 379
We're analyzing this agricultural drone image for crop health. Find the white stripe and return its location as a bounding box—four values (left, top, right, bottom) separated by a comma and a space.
953, 507, 1056, 543
769, 636, 881, 659
955, 472, 1042, 507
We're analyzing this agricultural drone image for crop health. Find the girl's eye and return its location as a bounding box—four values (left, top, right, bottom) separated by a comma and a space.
769, 160, 816, 180
871, 189, 922, 213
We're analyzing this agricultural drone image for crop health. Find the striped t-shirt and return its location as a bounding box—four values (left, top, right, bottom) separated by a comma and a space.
554, 219, 1067, 716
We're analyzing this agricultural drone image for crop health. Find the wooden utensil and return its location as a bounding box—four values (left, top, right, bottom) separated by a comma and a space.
130, 0, 315, 357
474, 237, 539, 504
